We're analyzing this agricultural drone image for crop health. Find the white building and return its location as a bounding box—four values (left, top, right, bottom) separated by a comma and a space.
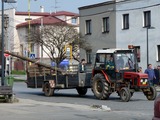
1, 8, 79, 70
79, 0, 160, 70
16, 11, 79, 56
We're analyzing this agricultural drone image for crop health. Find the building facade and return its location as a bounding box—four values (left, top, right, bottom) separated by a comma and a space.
16, 11, 79, 68
79, 0, 160, 70
1, 9, 79, 70
15, 11, 79, 58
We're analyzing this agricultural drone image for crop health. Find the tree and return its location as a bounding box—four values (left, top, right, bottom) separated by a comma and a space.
29, 23, 90, 65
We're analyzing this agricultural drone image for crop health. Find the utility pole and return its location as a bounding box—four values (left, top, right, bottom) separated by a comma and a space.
4, 14, 9, 75
1, 0, 5, 86
0, 0, 16, 101
40, 18, 43, 62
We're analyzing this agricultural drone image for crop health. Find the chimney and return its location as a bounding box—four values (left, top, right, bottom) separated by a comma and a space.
40, 6, 44, 12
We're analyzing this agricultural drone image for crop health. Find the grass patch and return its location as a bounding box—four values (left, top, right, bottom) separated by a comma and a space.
13, 78, 25, 82
5, 77, 25, 83
11, 70, 26, 75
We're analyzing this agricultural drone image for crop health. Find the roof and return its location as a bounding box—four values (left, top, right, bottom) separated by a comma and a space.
15, 11, 79, 17
16, 16, 66, 29
16, 12, 50, 16
96, 48, 129, 54
78, 1, 115, 10
52, 11, 79, 17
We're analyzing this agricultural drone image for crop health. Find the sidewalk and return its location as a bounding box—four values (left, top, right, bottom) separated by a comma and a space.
11, 74, 27, 81
155, 86, 160, 92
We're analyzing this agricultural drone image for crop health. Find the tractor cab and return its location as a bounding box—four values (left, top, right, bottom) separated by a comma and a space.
114, 50, 136, 71
94, 48, 137, 81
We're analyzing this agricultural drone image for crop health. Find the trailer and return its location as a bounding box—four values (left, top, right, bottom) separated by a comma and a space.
27, 64, 92, 96
5, 51, 92, 96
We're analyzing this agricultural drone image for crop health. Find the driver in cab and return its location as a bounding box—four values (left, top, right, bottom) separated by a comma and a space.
106, 55, 114, 70
116, 56, 124, 70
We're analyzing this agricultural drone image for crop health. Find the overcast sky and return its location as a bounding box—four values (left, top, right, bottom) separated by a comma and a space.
3, 0, 109, 13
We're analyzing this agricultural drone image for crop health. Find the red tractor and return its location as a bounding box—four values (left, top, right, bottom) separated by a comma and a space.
92, 48, 157, 102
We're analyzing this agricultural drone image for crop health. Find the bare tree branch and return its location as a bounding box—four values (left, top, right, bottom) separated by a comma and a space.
29, 23, 91, 65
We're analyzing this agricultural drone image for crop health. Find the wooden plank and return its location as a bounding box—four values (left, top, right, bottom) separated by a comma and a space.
27, 69, 51, 73
26, 64, 56, 77
4, 51, 61, 72
0, 86, 12, 95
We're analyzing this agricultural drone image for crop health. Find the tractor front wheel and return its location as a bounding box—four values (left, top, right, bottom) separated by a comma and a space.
43, 82, 54, 97
76, 87, 87, 96
92, 73, 110, 100
120, 87, 131, 102
143, 86, 157, 100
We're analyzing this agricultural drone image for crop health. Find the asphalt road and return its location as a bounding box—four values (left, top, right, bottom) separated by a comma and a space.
2, 82, 156, 120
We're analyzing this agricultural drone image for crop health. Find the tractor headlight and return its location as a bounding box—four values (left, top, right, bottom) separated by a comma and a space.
140, 79, 148, 85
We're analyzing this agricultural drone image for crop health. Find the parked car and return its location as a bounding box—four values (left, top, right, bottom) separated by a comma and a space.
153, 94, 160, 120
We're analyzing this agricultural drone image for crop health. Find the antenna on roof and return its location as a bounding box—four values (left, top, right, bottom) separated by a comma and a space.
54, 0, 60, 13
54, 0, 57, 13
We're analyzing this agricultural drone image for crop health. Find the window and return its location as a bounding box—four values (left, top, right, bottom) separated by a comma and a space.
31, 43, 34, 52
102, 17, 109, 33
123, 14, 129, 29
157, 45, 160, 61
71, 18, 77, 24
20, 44, 23, 56
85, 20, 92, 35
134, 46, 141, 62
86, 50, 92, 64
144, 11, 151, 27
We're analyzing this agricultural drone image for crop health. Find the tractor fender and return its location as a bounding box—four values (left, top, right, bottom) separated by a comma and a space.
101, 70, 111, 84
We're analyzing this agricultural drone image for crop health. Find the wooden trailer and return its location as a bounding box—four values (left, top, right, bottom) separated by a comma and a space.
5, 51, 92, 96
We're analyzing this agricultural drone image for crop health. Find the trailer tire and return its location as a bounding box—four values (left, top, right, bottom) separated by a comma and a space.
44, 82, 54, 97
76, 88, 87, 96
92, 73, 110, 100
144, 86, 157, 100
120, 87, 131, 102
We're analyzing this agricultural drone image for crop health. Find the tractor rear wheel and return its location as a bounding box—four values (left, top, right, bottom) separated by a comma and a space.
92, 73, 110, 100
44, 82, 54, 97
120, 87, 131, 102
76, 87, 87, 96
130, 92, 134, 97
143, 86, 157, 100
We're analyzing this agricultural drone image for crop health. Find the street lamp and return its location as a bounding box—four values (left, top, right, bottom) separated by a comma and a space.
146, 26, 155, 67
25, 0, 32, 58
1, 0, 16, 86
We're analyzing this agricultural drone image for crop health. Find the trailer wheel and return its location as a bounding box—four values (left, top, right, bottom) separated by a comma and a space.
76, 88, 87, 96
120, 87, 131, 102
44, 82, 54, 97
92, 73, 110, 100
144, 86, 157, 100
